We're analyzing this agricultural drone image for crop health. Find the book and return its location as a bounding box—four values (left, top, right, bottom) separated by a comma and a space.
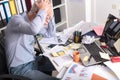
9, 0, 17, 16
2, 1, 12, 23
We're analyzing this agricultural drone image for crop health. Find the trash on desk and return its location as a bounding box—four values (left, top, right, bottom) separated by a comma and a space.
82, 35, 95, 44
111, 56, 120, 63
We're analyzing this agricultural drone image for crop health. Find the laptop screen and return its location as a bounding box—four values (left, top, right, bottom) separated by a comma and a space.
100, 14, 120, 56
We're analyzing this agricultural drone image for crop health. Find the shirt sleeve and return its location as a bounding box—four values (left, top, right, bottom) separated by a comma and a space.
10, 10, 47, 35
38, 17, 57, 37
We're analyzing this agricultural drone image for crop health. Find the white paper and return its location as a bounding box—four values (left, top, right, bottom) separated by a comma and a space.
53, 54, 73, 67
99, 52, 110, 60
93, 65, 118, 80
104, 61, 120, 79
62, 62, 118, 80
114, 38, 120, 53
62, 62, 95, 80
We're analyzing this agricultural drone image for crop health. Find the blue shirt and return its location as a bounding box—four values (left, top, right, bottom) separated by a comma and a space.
5, 10, 56, 67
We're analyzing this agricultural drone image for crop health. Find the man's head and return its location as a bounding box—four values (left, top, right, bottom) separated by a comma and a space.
27, 0, 53, 26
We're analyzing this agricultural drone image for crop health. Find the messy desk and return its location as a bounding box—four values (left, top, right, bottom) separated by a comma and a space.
36, 14, 120, 80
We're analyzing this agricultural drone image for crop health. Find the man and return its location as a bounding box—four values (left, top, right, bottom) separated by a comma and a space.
5, 0, 59, 80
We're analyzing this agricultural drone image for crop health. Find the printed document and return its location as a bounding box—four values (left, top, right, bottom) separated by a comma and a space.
62, 62, 118, 80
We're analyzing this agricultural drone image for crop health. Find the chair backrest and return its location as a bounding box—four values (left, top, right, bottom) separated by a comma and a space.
0, 32, 8, 74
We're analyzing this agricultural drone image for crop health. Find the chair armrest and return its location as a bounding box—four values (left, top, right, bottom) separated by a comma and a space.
0, 74, 31, 80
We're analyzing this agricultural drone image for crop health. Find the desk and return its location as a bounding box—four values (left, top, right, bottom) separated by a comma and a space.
38, 21, 120, 80
40, 21, 97, 72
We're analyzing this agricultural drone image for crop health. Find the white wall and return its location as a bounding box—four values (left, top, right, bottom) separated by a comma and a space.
67, 0, 85, 27
92, 0, 120, 25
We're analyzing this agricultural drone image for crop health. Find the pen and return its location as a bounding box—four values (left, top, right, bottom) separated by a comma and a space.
88, 55, 92, 63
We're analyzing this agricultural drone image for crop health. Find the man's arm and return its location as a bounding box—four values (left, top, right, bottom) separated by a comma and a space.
38, 17, 56, 37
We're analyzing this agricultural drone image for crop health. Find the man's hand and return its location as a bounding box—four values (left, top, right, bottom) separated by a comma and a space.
44, 2, 53, 26
35, 0, 50, 13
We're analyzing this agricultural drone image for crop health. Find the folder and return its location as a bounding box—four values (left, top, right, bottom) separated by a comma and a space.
15, 0, 23, 14
52, 0, 61, 6
21, 0, 27, 12
0, 4, 7, 27
54, 8, 61, 24
25, 0, 32, 12
9, 0, 17, 16
0, 12, 4, 28
2, 1, 12, 23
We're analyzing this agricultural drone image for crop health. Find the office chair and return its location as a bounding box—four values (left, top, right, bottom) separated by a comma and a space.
0, 32, 31, 80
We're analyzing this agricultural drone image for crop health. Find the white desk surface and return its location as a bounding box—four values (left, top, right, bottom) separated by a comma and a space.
38, 21, 120, 79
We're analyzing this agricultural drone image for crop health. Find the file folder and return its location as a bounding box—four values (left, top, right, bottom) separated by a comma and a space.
21, 0, 27, 12
15, 0, 23, 14
0, 4, 7, 27
2, 1, 12, 23
52, 0, 61, 6
25, 0, 32, 12
9, 0, 17, 16
0, 4, 7, 26
54, 8, 61, 24
0, 12, 4, 28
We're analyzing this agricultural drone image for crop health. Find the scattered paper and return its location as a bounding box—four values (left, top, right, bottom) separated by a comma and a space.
53, 54, 73, 67
104, 61, 120, 79
62, 62, 95, 80
99, 52, 110, 60
82, 35, 95, 44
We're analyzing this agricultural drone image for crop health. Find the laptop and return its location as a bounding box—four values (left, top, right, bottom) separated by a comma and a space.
79, 14, 120, 66
79, 41, 108, 66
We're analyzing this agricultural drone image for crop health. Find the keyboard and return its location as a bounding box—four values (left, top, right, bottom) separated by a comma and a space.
84, 42, 104, 62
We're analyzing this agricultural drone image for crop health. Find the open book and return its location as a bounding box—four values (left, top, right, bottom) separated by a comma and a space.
61, 62, 118, 80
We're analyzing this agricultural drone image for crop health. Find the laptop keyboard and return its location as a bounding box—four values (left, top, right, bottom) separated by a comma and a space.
84, 42, 103, 62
